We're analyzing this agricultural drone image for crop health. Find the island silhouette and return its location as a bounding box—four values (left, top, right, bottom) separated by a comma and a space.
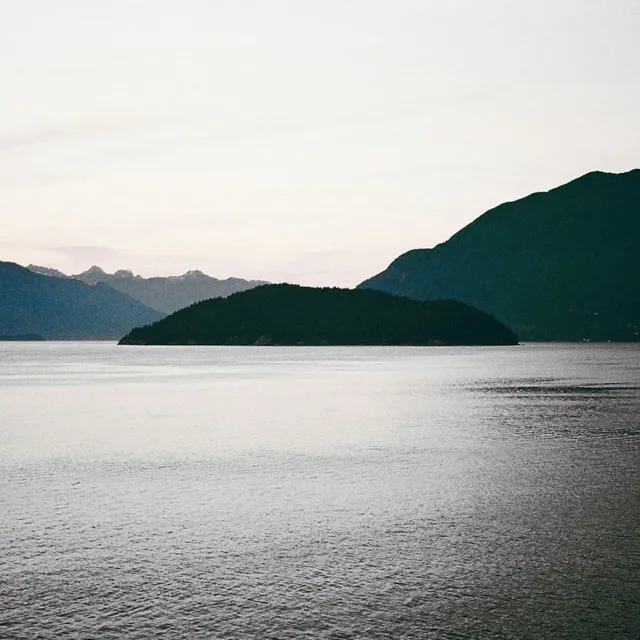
118, 283, 518, 346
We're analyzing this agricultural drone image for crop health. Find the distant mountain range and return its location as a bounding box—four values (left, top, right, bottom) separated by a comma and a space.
27, 265, 268, 315
119, 284, 518, 346
359, 170, 640, 341
0, 262, 163, 340
6, 169, 638, 343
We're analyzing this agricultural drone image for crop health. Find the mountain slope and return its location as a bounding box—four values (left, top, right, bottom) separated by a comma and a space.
359, 170, 640, 341
1, 262, 164, 340
119, 283, 518, 346
29, 265, 268, 314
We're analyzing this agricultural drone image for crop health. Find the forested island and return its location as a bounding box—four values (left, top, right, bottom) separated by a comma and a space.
119, 284, 518, 346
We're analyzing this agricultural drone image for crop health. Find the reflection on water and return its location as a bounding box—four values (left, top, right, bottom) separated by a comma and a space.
0, 343, 639, 639
478, 381, 638, 394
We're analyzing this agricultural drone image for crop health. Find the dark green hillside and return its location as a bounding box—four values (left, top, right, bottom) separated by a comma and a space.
359, 170, 640, 341
119, 284, 517, 346
0, 262, 164, 340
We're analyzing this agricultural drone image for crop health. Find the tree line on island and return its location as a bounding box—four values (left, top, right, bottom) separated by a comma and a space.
119, 284, 518, 346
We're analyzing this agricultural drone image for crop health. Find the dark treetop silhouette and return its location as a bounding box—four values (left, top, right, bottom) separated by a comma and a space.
119, 283, 517, 346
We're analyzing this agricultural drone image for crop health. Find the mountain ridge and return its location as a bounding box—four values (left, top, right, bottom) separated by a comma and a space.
1, 261, 163, 340
359, 169, 640, 341
28, 265, 269, 314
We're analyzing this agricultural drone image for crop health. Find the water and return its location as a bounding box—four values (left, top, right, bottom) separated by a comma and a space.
1, 343, 639, 639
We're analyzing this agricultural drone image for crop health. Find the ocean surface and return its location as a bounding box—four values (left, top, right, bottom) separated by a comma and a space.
0, 342, 638, 639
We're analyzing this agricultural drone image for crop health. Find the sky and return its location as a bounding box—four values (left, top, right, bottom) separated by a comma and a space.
1, 0, 639, 286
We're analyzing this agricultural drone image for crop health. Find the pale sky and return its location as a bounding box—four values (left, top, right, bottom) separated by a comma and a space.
1, 0, 638, 286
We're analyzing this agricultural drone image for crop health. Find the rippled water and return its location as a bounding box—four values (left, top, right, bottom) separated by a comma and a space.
1, 343, 639, 639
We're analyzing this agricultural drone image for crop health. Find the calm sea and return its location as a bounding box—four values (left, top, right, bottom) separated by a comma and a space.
1, 343, 638, 639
